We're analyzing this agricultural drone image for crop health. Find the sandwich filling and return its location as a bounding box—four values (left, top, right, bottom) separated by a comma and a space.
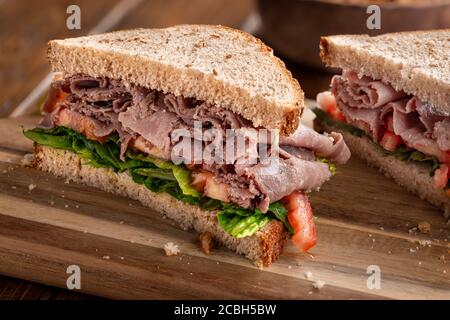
25, 74, 350, 250
317, 69, 450, 192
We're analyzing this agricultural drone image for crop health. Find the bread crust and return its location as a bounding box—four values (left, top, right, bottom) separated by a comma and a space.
47, 25, 303, 136
33, 144, 289, 266
320, 29, 450, 112
318, 122, 449, 217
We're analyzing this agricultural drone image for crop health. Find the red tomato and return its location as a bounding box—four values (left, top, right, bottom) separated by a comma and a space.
282, 191, 317, 252
440, 151, 450, 164
379, 131, 403, 152
433, 164, 449, 189
42, 85, 68, 113
316, 91, 345, 121
190, 171, 213, 192
385, 114, 395, 132
316, 91, 336, 112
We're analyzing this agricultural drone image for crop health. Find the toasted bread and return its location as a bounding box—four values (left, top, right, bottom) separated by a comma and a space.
48, 25, 304, 135
320, 29, 450, 112
33, 144, 289, 266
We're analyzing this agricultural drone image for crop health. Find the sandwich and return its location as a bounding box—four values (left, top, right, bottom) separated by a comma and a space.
24, 25, 350, 266
315, 29, 449, 216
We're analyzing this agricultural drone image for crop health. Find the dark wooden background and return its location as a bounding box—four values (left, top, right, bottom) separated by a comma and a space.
0, 0, 333, 299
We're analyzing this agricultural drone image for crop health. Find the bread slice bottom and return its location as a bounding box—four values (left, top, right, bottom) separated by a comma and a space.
33, 144, 289, 266
319, 123, 449, 217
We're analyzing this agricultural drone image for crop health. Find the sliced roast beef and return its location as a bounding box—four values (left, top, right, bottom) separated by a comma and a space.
331, 70, 449, 160
245, 157, 332, 210
280, 125, 350, 164
341, 70, 407, 108
119, 106, 179, 159
68, 75, 129, 102
40, 73, 350, 211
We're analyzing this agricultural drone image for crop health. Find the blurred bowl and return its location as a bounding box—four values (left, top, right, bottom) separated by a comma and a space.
258, 0, 450, 69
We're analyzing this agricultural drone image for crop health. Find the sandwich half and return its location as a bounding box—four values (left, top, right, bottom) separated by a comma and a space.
24, 25, 350, 266
316, 29, 449, 217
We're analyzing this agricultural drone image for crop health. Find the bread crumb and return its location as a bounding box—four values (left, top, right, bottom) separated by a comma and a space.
11, 186, 16, 189
64, 204, 69, 208
408, 227, 418, 234
418, 221, 431, 234
28, 184, 36, 191
212, 68, 218, 76
313, 280, 325, 290
50, 201, 55, 205
164, 242, 180, 256
120, 256, 124, 260
21, 153, 34, 166
288, 265, 292, 269
119, 221, 124, 225
305, 271, 313, 280
102, 255, 110, 260
199, 231, 213, 255
418, 240, 432, 247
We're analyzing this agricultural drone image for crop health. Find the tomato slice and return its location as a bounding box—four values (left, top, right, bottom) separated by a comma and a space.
42, 85, 68, 113
379, 131, 403, 152
282, 191, 317, 252
385, 114, 395, 132
190, 171, 212, 192
316, 91, 345, 121
434, 164, 449, 189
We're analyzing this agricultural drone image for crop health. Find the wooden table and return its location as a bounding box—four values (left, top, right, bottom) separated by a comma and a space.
3, 0, 445, 300
0, 0, 258, 299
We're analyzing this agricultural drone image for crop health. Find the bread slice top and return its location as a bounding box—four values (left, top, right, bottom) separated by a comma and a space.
48, 25, 303, 135
320, 29, 450, 113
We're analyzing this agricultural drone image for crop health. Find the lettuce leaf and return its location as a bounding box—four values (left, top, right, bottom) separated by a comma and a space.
318, 158, 336, 175
218, 211, 270, 238
24, 126, 292, 238
127, 153, 199, 197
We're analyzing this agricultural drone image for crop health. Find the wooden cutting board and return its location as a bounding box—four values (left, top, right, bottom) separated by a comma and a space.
0, 115, 448, 300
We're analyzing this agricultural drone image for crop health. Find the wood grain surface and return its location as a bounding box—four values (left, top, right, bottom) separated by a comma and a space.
0, 0, 257, 300
0, 115, 448, 300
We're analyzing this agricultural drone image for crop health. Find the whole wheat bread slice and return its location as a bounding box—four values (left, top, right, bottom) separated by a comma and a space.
320, 29, 450, 112
318, 122, 449, 218
33, 144, 289, 266
48, 25, 303, 135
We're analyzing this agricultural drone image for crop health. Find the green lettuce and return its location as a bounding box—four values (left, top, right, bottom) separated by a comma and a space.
318, 158, 336, 175
127, 153, 199, 197
23, 126, 293, 238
